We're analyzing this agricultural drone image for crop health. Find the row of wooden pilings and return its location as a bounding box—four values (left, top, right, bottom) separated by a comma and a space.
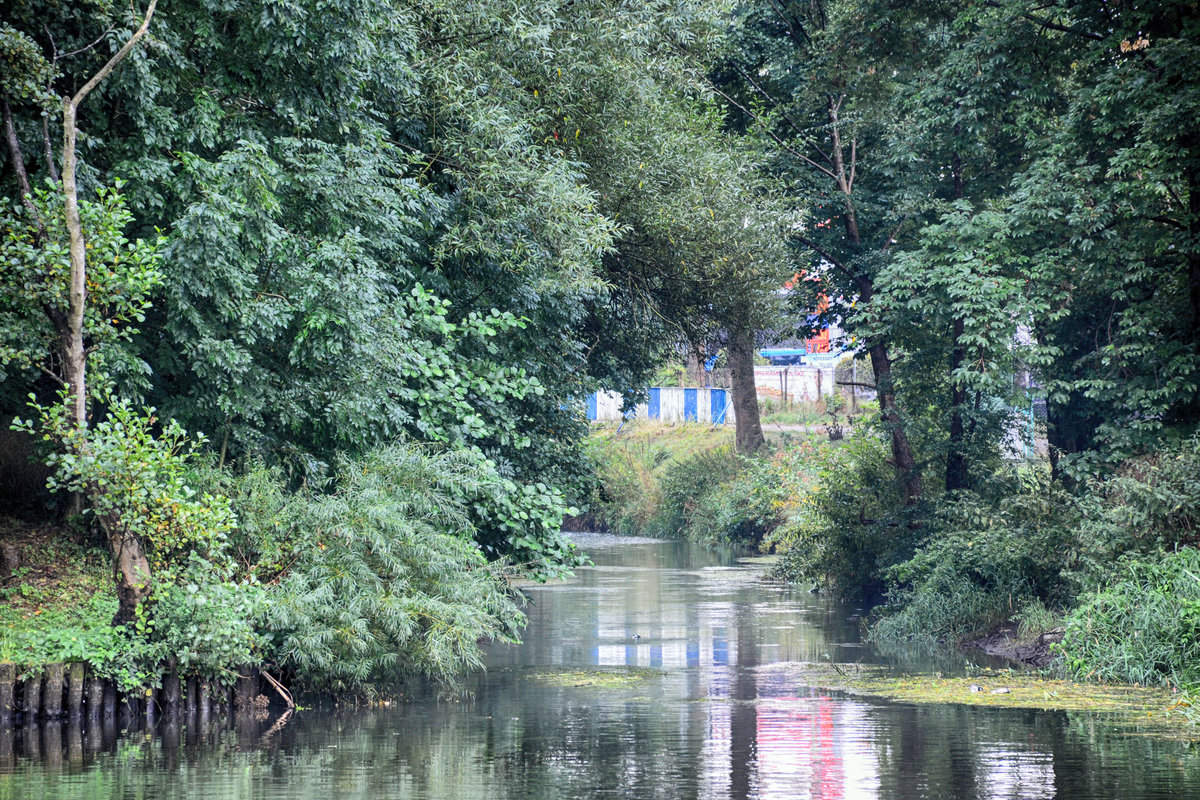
0, 661, 266, 727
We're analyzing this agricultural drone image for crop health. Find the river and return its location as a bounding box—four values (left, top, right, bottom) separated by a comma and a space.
5, 533, 1200, 799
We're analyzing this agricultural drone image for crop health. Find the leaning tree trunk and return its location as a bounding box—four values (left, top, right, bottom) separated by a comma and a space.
728, 326, 765, 454
58, 0, 158, 625
98, 507, 153, 626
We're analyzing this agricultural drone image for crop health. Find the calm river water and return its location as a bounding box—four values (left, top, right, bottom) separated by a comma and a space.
5, 533, 1200, 799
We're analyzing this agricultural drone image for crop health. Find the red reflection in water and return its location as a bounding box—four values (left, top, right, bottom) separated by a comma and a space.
756, 695, 845, 800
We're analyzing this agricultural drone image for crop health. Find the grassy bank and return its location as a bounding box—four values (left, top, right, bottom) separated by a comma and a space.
0, 519, 118, 672
583, 421, 827, 545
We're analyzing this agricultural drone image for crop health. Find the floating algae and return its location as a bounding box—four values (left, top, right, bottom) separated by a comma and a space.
757, 662, 1198, 738
521, 667, 661, 689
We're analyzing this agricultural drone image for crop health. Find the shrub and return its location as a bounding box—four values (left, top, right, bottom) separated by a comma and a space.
15, 395, 264, 686
586, 434, 667, 535
244, 445, 526, 693
1068, 433, 1200, 586
654, 446, 743, 538
1059, 548, 1200, 688
871, 479, 1078, 642
770, 433, 917, 597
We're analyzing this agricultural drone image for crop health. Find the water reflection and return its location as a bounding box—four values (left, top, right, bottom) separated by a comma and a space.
4, 533, 1200, 799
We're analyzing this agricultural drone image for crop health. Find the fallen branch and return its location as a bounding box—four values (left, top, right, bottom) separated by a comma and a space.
260, 668, 295, 709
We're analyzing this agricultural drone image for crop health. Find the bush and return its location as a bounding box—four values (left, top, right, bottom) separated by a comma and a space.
1068, 433, 1200, 585
1059, 548, 1200, 688
220, 445, 527, 693
586, 434, 667, 535
654, 447, 743, 539
15, 396, 264, 687
770, 433, 917, 597
870, 475, 1078, 642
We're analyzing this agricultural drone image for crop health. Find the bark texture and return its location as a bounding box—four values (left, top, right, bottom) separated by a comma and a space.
729, 326, 765, 454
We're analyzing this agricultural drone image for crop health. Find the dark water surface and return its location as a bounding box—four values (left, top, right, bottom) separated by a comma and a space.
5, 533, 1200, 799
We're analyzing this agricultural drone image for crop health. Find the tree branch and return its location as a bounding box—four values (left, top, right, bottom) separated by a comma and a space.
792, 234, 871, 297
983, 1, 1104, 41
2, 96, 41, 223
705, 82, 837, 179
70, 1, 158, 108
52, 23, 118, 61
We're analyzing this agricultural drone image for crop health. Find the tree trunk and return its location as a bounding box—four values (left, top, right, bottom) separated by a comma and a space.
826, 98, 921, 499
57, 1, 158, 625
61, 104, 90, 430
728, 326, 765, 454
868, 342, 921, 504
685, 344, 706, 387
106, 517, 153, 626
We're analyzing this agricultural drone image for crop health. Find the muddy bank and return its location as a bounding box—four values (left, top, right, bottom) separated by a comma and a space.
961, 624, 1064, 669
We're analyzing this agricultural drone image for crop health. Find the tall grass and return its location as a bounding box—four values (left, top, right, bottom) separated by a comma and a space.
1059, 548, 1200, 688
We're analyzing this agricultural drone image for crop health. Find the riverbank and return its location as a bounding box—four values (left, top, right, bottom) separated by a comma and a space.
582, 420, 828, 544
584, 422, 1200, 725
0, 443, 544, 723
0, 517, 272, 725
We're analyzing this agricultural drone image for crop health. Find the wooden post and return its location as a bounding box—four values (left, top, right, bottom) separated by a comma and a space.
101, 681, 116, 720
67, 662, 85, 718
120, 693, 138, 727
162, 665, 181, 716
144, 686, 158, 723
198, 679, 211, 721
235, 666, 258, 713
86, 676, 104, 720
0, 663, 13, 725
44, 663, 64, 718
24, 672, 42, 719
0, 723, 12, 770
185, 677, 198, 719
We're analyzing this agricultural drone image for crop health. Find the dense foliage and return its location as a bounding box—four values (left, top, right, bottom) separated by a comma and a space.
704, 0, 1200, 688
3, 0, 1199, 701
0, 0, 795, 692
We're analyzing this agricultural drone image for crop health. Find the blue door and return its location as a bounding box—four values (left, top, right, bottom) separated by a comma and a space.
683, 388, 698, 422
711, 389, 727, 424
587, 393, 598, 421
648, 387, 661, 419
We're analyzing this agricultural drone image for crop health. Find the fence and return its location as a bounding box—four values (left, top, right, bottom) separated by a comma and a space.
585, 387, 736, 424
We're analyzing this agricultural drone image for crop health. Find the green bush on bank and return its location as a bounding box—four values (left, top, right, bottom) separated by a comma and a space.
1059, 548, 1200, 689
870, 481, 1078, 642
869, 434, 1200, 648
769, 433, 917, 596
586, 423, 825, 546
223, 446, 526, 693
